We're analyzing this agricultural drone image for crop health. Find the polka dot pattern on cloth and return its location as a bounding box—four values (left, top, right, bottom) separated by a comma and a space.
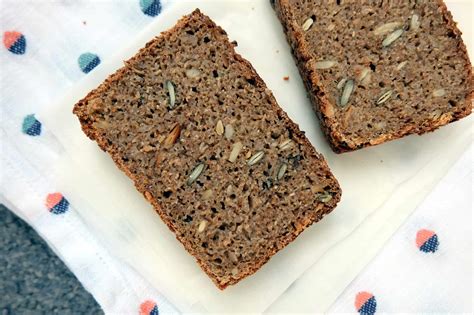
2, 1, 182, 314
22, 114, 42, 136
139, 300, 159, 315
355, 291, 377, 315
140, 0, 162, 17
45, 193, 70, 214
78, 52, 101, 74
3, 31, 26, 54
416, 229, 439, 253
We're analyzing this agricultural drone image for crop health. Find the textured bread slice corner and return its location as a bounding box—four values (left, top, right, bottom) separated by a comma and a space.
273, 0, 473, 153
73, 9, 341, 289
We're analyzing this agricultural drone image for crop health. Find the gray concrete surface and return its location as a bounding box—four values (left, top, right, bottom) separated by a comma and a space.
0, 204, 103, 314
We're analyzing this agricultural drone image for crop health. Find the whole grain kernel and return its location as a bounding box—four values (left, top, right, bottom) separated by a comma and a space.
144, 191, 152, 200
277, 163, 288, 180
374, 21, 403, 35
187, 163, 205, 185
336, 78, 347, 90
382, 29, 404, 47
224, 124, 235, 140
359, 66, 370, 79
247, 151, 265, 166
396, 61, 408, 70
164, 123, 181, 148
302, 18, 314, 31
315, 60, 337, 69
93, 120, 110, 129
165, 80, 176, 109
231, 267, 239, 276
198, 220, 207, 233
340, 79, 354, 107
186, 68, 201, 79
433, 89, 446, 97
216, 120, 224, 135
142, 145, 154, 153
228, 141, 243, 163
316, 191, 332, 203
357, 67, 372, 85
279, 139, 293, 151
376, 90, 393, 105
410, 14, 420, 31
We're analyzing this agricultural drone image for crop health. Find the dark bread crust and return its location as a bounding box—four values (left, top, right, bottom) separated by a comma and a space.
273, 0, 473, 153
73, 9, 341, 289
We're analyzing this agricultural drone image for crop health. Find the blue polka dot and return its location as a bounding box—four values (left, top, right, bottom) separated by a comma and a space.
420, 235, 439, 253
78, 52, 101, 74
51, 198, 69, 214
359, 296, 377, 315
22, 114, 42, 136
10, 35, 26, 54
356, 292, 377, 315
140, 0, 162, 17
150, 305, 159, 315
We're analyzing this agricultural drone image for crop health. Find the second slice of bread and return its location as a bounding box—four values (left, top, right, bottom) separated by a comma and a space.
273, 0, 472, 152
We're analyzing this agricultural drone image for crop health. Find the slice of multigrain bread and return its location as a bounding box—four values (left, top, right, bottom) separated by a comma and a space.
73, 9, 341, 289
273, 0, 473, 153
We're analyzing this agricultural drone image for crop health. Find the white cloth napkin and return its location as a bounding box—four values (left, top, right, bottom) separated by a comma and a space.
1, 0, 472, 314
1, 1, 178, 314
328, 146, 472, 314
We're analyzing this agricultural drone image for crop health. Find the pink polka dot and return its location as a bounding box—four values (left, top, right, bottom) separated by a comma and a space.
139, 300, 158, 315
45, 193, 63, 209
355, 291, 373, 311
416, 229, 435, 248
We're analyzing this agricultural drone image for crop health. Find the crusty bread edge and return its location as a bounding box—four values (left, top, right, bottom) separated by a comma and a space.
272, 0, 473, 153
73, 9, 341, 289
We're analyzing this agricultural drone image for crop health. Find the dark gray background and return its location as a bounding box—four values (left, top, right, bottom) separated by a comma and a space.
0, 204, 103, 314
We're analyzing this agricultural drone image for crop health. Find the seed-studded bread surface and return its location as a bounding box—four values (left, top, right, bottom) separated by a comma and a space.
73, 9, 341, 289
273, 0, 473, 153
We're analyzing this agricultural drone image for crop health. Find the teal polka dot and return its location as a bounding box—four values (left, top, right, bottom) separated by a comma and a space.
78, 52, 100, 73
140, 0, 162, 17
22, 114, 41, 136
